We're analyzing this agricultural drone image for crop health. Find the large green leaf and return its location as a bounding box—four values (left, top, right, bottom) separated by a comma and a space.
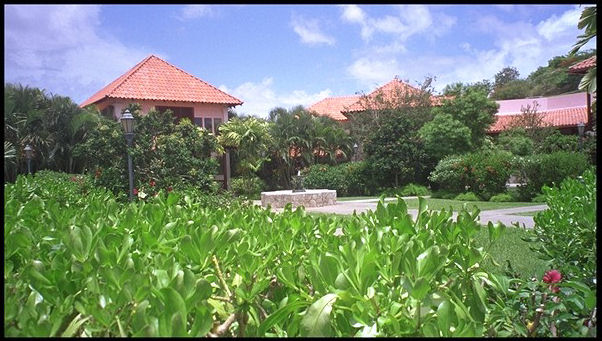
300, 293, 338, 337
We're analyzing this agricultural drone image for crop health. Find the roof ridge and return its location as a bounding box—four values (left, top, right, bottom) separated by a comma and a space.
80, 54, 154, 107
108, 54, 157, 98
153, 56, 243, 103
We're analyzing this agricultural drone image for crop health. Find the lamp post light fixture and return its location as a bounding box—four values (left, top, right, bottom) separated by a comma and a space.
577, 122, 585, 151
121, 109, 135, 201
353, 142, 359, 161
24, 144, 33, 174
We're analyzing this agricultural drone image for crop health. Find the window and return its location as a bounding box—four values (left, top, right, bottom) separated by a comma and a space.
156, 106, 194, 124
101, 105, 114, 119
214, 118, 223, 135
193, 117, 202, 127
204, 118, 213, 133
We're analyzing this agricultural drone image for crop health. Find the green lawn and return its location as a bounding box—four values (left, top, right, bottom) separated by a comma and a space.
474, 226, 548, 280
401, 197, 541, 212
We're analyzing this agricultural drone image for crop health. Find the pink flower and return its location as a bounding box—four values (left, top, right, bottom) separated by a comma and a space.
543, 270, 562, 284
150, 180, 156, 187
133, 188, 138, 195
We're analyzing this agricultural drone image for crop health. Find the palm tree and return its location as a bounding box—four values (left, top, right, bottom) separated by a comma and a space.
218, 116, 273, 176
570, 6, 596, 93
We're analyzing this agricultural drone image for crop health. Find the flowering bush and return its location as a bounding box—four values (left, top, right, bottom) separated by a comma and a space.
487, 269, 596, 337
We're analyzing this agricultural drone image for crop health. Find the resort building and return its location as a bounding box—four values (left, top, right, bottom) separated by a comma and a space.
80, 55, 243, 189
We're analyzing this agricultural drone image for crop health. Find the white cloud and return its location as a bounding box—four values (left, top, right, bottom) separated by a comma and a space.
220, 78, 332, 118
290, 16, 335, 46
536, 6, 582, 41
347, 58, 401, 87
340, 4, 365, 24
177, 5, 214, 21
4, 5, 157, 103
340, 5, 453, 42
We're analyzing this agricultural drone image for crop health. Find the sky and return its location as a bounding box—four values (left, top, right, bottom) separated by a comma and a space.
4, 4, 597, 118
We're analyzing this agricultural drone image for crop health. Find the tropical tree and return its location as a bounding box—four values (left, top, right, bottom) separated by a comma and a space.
570, 6, 596, 93
364, 111, 434, 188
261, 106, 352, 189
434, 87, 498, 148
494, 66, 521, 88
218, 116, 273, 176
527, 51, 596, 96
418, 113, 473, 160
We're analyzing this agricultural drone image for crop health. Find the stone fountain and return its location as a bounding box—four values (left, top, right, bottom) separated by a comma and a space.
260, 170, 336, 208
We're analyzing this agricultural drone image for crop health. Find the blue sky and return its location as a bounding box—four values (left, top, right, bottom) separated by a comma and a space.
4, 4, 596, 118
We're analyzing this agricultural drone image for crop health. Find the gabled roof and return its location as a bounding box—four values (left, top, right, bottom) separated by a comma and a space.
308, 78, 449, 120
488, 107, 588, 133
80, 55, 243, 108
568, 55, 596, 74
344, 78, 425, 113
307, 95, 361, 121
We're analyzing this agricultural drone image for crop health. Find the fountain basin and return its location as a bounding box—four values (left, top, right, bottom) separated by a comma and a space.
260, 189, 336, 208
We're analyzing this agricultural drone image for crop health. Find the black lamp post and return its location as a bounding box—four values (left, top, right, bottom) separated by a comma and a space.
353, 143, 359, 161
577, 122, 585, 151
121, 109, 135, 201
24, 144, 33, 174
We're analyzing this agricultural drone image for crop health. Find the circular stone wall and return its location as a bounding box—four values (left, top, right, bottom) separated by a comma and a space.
260, 189, 336, 208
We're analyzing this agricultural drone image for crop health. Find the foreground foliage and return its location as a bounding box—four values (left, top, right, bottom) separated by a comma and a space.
4, 173, 595, 337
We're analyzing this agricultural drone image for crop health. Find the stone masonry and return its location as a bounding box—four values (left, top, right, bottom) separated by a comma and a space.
261, 189, 336, 208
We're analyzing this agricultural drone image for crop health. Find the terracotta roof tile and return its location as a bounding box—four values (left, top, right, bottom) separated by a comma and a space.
307, 95, 360, 121
488, 107, 588, 133
568, 55, 596, 74
344, 79, 424, 113
80, 55, 243, 107
309, 78, 448, 120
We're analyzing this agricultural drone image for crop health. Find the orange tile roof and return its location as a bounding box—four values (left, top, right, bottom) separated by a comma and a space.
488, 107, 588, 133
307, 95, 361, 121
309, 78, 449, 120
344, 78, 424, 113
80, 55, 243, 107
568, 55, 596, 74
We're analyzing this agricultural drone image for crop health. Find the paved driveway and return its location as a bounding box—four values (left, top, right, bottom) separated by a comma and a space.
253, 197, 548, 229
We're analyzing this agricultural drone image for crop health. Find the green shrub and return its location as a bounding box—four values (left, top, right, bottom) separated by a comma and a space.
430, 189, 457, 199
382, 183, 430, 197
505, 187, 521, 201
304, 161, 373, 196
516, 151, 590, 201
538, 130, 578, 153
3, 173, 507, 337
229, 175, 265, 199
531, 193, 547, 203
527, 168, 597, 287
5, 172, 595, 337
304, 163, 348, 194
429, 150, 515, 200
489, 193, 513, 202
76, 110, 220, 197
496, 128, 534, 156
454, 192, 481, 201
